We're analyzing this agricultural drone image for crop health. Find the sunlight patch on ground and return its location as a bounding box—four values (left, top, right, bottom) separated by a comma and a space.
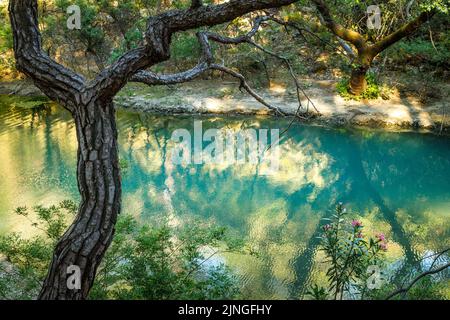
269, 82, 287, 94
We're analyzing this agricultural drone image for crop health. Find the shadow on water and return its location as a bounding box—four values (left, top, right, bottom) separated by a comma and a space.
288, 129, 423, 298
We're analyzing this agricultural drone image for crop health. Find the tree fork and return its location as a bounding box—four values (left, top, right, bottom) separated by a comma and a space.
311, 0, 436, 96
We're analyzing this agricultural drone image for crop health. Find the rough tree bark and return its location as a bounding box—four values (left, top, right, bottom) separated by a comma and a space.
311, 0, 436, 95
9, 0, 299, 300
39, 100, 122, 300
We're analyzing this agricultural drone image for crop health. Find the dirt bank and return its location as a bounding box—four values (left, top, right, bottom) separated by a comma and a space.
1, 79, 449, 134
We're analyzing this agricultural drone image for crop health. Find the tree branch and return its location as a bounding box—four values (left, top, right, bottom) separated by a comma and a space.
131, 16, 319, 117
93, 0, 299, 100
10, 0, 300, 107
264, 15, 354, 59
386, 248, 450, 300
311, 0, 366, 51
371, 9, 436, 54
9, 0, 85, 110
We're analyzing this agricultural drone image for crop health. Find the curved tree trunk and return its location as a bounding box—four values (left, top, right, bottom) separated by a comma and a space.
38, 100, 121, 300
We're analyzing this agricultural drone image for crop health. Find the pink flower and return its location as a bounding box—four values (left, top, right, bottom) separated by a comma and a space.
356, 232, 364, 238
323, 224, 332, 232
376, 233, 386, 242
351, 220, 363, 228
379, 242, 388, 251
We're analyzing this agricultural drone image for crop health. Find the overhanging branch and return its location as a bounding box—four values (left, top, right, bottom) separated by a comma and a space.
131, 16, 320, 117
93, 0, 299, 100
371, 9, 437, 54
10, 0, 300, 106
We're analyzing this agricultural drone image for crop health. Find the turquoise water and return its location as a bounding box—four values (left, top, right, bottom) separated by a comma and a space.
0, 100, 449, 299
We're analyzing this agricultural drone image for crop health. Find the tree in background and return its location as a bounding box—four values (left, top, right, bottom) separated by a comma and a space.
310, 0, 448, 95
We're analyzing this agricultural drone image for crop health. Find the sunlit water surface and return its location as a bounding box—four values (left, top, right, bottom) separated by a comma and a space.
0, 99, 449, 299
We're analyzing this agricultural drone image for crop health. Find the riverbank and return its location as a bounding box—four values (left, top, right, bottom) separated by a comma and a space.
1, 79, 449, 134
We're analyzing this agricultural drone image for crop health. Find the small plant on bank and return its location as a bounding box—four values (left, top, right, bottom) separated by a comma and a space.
337, 72, 391, 101
309, 203, 388, 300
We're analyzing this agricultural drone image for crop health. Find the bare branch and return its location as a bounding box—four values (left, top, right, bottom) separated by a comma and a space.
386, 249, 450, 300
241, 31, 319, 114
131, 62, 210, 86
210, 64, 287, 116
11, 0, 301, 105
265, 15, 354, 60
94, 0, 299, 100
132, 16, 320, 117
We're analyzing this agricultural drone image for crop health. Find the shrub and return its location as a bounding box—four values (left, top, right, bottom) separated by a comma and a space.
308, 203, 388, 300
336, 72, 388, 101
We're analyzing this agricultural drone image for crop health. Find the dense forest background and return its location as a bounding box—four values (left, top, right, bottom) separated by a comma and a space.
1, 0, 449, 101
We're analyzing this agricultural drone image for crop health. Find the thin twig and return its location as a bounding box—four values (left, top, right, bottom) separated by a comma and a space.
386, 248, 450, 300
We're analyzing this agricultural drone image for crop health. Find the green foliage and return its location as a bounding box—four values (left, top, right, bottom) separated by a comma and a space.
389, 39, 450, 68
306, 284, 328, 300
54, 0, 106, 48
1, 0, 448, 85
0, 95, 51, 110
171, 33, 201, 63
119, 158, 130, 174
0, 201, 77, 299
419, 0, 449, 13
402, 276, 449, 300
0, 201, 241, 300
309, 203, 388, 300
0, 3, 16, 79
0, 16, 12, 52
337, 72, 388, 101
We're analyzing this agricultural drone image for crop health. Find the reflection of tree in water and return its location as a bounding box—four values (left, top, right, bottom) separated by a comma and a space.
1, 104, 449, 298
117, 118, 430, 298
288, 131, 425, 299
345, 134, 419, 279
98, 116, 450, 298
26, 111, 441, 299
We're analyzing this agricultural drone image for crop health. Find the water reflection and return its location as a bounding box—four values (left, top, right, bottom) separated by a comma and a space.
0, 100, 449, 299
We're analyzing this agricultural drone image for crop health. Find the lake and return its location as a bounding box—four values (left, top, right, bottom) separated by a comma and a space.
0, 97, 449, 299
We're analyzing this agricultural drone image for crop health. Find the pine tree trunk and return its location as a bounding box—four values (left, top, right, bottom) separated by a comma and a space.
38, 100, 121, 300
